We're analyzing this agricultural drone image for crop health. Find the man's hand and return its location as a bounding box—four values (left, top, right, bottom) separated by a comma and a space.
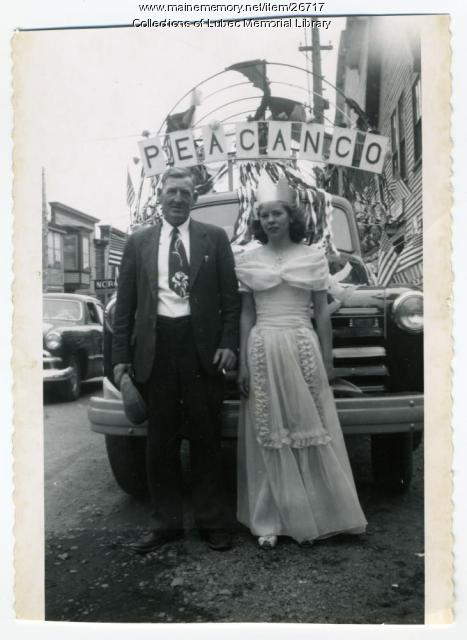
113, 363, 133, 389
213, 348, 236, 373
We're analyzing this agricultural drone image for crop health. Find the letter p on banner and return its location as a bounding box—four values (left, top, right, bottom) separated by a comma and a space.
138, 136, 167, 177
359, 132, 389, 174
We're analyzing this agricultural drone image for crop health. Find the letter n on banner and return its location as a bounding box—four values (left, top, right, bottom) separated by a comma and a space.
359, 132, 389, 174
169, 130, 199, 168
138, 136, 167, 177
267, 122, 292, 159
299, 123, 325, 162
202, 125, 228, 163
236, 122, 259, 159
328, 128, 357, 167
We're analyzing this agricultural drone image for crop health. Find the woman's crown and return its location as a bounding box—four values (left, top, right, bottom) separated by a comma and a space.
256, 171, 296, 205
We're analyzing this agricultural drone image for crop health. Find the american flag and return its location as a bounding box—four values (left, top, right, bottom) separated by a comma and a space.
126, 169, 136, 208
377, 229, 403, 286
397, 232, 423, 271
392, 232, 423, 284
388, 177, 411, 203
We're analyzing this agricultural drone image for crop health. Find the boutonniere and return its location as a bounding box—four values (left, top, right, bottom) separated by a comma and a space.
204, 255, 209, 263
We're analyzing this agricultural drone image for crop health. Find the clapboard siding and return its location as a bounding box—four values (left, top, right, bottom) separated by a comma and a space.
376, 18, 423, 231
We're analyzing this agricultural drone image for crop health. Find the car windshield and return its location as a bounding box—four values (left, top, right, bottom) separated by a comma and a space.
43, 299, 83, 322
191, 200, 354, 252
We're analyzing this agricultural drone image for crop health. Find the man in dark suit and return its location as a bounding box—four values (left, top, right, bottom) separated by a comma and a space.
112, 167, 240, 552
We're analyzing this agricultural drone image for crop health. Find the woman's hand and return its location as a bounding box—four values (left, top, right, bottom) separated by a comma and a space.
237, 363, 250, 397
323, 358, 336, 382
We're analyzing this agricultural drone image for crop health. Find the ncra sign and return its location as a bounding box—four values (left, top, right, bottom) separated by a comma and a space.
139, 121, 389, 177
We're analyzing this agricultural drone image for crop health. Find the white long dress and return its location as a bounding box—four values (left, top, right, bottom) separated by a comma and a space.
235, 244, 367, 543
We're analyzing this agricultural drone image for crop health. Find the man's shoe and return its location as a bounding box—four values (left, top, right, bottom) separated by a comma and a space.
127, 529, 184, 554
202, 530, 232, 551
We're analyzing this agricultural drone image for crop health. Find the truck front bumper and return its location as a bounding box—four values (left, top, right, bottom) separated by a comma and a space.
89, 378, 423, 439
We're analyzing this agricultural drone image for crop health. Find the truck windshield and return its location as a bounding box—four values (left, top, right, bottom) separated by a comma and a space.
191, 200, 354, 253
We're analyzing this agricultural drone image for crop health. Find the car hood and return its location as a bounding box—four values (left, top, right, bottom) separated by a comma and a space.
42, 319, 76, 336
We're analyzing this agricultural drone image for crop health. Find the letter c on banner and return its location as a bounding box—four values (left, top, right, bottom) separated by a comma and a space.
235, 122, 259, 158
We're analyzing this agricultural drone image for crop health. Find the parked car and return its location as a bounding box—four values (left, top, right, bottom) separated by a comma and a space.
43, 293, 104, 401
88, 191, 423, 497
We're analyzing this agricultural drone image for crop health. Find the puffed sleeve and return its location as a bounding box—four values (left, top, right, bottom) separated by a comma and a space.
234, 250, 253, 293
310, 246, 330, 291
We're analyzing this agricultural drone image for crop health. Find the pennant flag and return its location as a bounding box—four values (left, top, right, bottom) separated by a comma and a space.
126, 170, 136, 208
226, 59, 269, 92
166, 104, 196, 133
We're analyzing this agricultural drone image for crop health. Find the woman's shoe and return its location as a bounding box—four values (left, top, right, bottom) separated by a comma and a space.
299, 539, 315, 548
258, 535, 278, 549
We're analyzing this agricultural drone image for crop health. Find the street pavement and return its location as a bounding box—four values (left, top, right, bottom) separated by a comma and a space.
43, 384, 425, 624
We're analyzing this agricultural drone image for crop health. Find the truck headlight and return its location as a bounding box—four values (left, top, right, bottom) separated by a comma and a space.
45, 331, 62, 350
104, 296, 117, 333
392, 291, 423, 333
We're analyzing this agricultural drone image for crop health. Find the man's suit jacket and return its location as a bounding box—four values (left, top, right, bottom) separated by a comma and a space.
112, 218, 240, 384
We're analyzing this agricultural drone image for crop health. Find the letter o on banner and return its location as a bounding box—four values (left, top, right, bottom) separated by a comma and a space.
359, 132, 389, 173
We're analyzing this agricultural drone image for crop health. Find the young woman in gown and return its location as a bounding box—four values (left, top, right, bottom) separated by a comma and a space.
235, 178, 367, 549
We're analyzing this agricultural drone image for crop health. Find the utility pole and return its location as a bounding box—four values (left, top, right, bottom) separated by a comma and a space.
299, 28, 332, 124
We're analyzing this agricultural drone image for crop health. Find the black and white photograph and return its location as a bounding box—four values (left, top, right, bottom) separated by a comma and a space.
5, 2, 456, 632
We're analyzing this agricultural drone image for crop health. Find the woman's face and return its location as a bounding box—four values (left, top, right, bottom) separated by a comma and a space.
258, 202, 291, 242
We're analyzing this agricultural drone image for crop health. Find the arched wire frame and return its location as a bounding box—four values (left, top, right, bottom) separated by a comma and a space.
157, 60, 353, 134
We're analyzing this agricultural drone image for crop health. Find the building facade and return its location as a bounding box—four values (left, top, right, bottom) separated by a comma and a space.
334, 16, 422, 285
46, 202, 99, 295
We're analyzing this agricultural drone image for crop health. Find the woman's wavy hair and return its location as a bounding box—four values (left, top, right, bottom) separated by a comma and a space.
250, 201, 307, 244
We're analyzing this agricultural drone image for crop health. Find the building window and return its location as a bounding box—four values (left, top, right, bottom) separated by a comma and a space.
390, 94, 407, 181
82, 235, 90, 270
47, 231, 62, 267
64, 233, 79, 270
412, 76, 422, 164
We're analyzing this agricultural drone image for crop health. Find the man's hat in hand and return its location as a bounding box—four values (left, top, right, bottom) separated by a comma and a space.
120, 373, 148, 424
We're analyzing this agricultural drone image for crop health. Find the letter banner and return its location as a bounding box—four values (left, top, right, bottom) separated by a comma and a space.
138, 122, 389, 176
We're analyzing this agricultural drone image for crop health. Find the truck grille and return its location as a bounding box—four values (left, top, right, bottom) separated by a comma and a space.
332, 307, 388, 393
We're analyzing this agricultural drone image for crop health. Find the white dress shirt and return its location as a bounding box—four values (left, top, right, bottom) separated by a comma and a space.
157, 217, 191, 317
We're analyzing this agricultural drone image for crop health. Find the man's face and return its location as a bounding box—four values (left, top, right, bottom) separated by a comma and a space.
160, 176, 196, 227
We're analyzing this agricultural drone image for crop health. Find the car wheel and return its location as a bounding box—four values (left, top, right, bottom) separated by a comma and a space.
371, 433, 413, 494
61, 355, 82, 401
105, 435, 148, 499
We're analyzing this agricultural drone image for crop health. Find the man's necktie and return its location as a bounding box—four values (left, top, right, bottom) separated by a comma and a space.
168, 227, 190, 298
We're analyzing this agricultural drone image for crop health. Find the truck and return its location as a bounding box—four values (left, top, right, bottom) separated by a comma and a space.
88, 59, 423, 498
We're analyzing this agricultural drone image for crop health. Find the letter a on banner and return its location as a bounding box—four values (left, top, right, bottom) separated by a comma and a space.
169, 130, 199, 168
138, 136, 167, 177
359, 132, 389, 174
202, 125, 228, 163
328, 129, 358, 167
236, 122, 259, 159
267, 122, 292, 159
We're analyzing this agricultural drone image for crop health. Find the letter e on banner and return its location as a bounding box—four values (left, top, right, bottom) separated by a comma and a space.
299, 123, 325, 162
138, 136, 166, 177
359, 133, 389, 174
267, 122, 292, 159
328, 128, 357, 167
236, 122, 259, 159
202, 125, 228, 163
169, 130, 199, 168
